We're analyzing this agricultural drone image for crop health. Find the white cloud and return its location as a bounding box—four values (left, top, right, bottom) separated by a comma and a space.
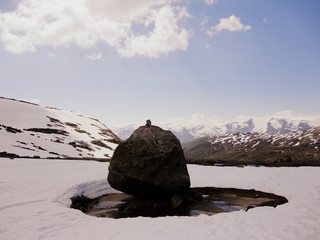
201, 16, 209, 30
204, 0, 217, 5
191, 113, 206, 120
0, 0, 191, 58
48, 53, 56, 57
235, 110, 320, 126
206, 15, 251, 36
164, 111, 320, 131
118, 5, 191, 58
86, 52, 103, 61
166, 113, 226, 128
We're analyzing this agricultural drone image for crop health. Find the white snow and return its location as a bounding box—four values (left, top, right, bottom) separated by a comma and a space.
251, 141, 260, 148
1, 159, 320, 240
0, 98, 118, 158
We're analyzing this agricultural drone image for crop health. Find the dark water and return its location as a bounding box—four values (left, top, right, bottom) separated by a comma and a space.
71, 187, 288, 219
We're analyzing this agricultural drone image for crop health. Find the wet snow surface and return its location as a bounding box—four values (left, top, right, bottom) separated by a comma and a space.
1, 159, 320, 240
71, 187, 287, 218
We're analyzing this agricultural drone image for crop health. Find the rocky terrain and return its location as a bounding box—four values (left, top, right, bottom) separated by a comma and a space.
0, 97, 121, 159
182, 127, 320, 166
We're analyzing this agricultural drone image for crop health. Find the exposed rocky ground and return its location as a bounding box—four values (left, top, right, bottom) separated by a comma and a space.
183, 127, 320, 166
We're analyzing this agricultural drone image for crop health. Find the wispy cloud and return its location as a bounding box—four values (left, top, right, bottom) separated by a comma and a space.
164, 111, 320, 129
86, 52, 103, 61
201, 16, 209, 30
205, 15, 251, 36
203, 0, 218, 5
0, 0, 191, 58
48, 53, 56, 57
165, 113, 226, 127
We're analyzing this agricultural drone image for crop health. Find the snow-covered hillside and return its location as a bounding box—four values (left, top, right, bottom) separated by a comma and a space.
115, 116, 320, 143
0, 97, 121, 159
183, 127, 320, 165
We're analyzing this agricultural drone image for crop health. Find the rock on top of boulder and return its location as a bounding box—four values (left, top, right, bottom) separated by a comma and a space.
108, 120, 191, 199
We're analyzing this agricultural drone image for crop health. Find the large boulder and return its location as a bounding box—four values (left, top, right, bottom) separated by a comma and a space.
108, 121, 190, 199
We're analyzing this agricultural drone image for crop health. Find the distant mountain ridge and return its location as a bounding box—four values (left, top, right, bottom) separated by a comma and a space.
3, 96, 318, 165
114, 117, 320, 143
182, 126, 320, 166
115, 115, 320, 166
0, 97, 121, 159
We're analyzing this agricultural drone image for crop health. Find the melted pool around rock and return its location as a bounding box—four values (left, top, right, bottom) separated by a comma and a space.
71, 187, 288, 219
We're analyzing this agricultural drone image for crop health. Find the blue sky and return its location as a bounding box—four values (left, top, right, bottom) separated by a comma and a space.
0, 0, 319, 127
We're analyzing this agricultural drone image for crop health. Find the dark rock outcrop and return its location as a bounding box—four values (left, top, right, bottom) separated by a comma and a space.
108, 121, 190, 199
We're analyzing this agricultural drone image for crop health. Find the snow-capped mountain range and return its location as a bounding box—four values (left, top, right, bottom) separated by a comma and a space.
182, 127, 320, 165
114, 114, 320, 165
1, 96, 319, 165
0, 97, 121, 159
114, 116, 320, 143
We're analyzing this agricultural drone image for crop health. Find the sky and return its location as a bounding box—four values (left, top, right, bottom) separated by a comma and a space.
0, 0, 320, 127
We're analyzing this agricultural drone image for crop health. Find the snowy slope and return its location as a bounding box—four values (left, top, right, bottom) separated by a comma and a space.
183, 127, 320, 165
1, 159, 320, 240
0, 97, 121, 159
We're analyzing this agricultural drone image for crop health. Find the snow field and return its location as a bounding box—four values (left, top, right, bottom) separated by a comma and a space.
1, 159, 320, 240
0, 98, 118, 158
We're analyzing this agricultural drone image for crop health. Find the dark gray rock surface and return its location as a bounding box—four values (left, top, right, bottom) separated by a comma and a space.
108, 122, 190, 199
